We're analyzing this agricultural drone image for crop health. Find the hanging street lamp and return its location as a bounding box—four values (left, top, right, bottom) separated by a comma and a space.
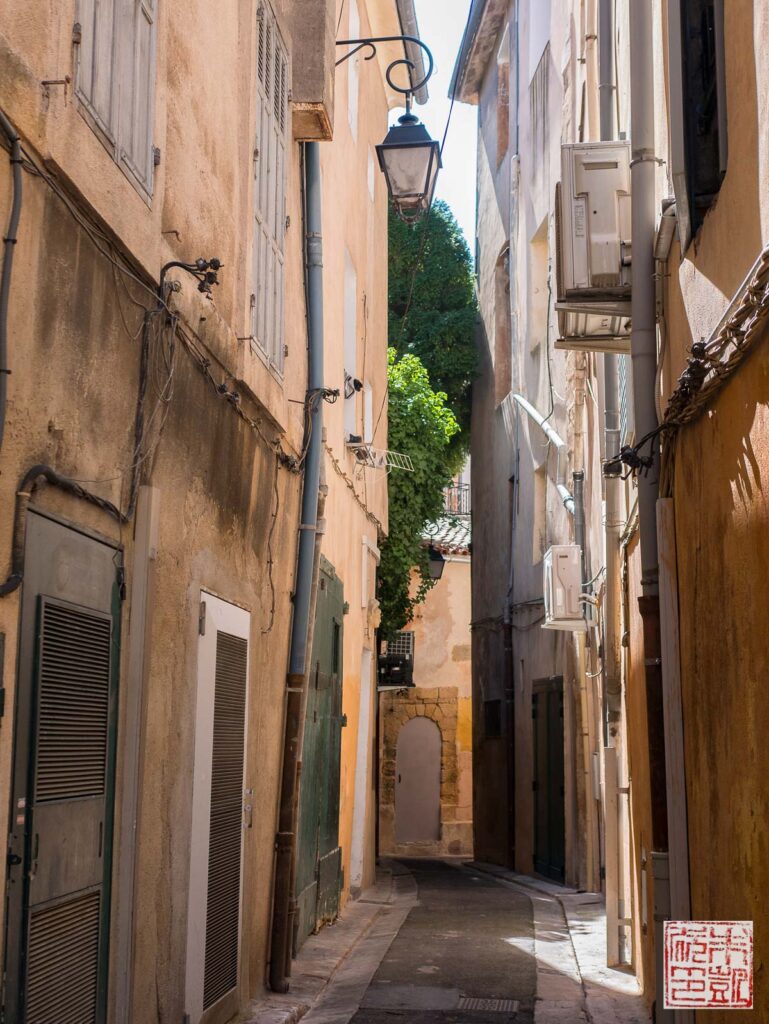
336, 34, 440, 224
427, 544, 446, 581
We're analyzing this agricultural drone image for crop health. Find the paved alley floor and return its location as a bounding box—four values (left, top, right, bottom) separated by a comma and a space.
246, 859, 650, 1024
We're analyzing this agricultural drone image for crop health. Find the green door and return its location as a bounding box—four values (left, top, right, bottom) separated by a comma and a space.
532, 676, 565, 882
5, 511, 121, 1023
294, 558, 344, 952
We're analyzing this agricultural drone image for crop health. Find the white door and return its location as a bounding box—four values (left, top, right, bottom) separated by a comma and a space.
185, 593, 250, 1024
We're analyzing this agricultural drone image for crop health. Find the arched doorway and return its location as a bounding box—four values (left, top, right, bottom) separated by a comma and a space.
395, 717, 441, 843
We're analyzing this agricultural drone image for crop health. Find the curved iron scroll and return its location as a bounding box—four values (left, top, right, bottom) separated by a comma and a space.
335, 35, 434, 97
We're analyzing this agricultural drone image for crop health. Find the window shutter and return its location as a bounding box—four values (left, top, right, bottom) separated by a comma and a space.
253, 3, 288, 372
75, 0, 118, 142
186, 596, 250, 1023
203, 631, 248, 1009
119, 0, 158, 195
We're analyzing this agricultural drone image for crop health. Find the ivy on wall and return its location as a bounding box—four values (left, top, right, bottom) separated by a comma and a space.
378, 349, 459, 637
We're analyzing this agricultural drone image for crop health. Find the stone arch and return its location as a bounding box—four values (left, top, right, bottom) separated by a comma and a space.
379, 688, 460, 855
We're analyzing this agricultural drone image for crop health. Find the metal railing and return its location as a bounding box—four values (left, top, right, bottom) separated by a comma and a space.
443, 482, 471, 515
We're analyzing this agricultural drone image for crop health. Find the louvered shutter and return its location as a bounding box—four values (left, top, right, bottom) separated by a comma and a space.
186, 596, 250, 1023
203, 632, 248, 1009
253, 3, 288, 373
25, 599, 114, 1024
75, 0, 118, 142
119, 0, 157, 195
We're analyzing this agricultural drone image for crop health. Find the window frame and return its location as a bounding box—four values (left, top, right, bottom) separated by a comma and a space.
74, 0, 158, 203
251, 0, 290, 376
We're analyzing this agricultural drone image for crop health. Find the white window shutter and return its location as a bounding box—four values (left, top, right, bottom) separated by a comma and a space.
75, 0, 118, 142
252, 3, 288, 373
118, 0, 157, 196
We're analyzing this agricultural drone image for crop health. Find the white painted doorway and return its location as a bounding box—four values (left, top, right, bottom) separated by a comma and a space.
185, 593, 250, 1024
349, 649, 373, 893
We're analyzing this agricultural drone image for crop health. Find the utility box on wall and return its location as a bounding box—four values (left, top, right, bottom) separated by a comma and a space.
543, 545, 587, 632
555, 141, 632, 352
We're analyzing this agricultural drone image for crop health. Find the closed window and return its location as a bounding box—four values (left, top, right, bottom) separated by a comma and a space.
75, 0, 157, 198
252, 2, 289, 373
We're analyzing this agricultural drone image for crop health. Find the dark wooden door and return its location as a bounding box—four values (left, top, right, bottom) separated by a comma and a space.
532, 676, 565, 882
5, 511, 121, 1023
294, 558, 344, 951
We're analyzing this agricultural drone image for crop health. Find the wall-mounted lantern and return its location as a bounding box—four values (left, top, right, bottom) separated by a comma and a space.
427, 544, 446, 582
336, 34, 439, 224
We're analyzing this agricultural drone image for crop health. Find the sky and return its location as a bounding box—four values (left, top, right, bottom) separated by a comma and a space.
399, 0, 477, 246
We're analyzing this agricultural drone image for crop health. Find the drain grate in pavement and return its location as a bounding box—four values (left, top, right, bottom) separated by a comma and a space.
457, 997, 520, 1012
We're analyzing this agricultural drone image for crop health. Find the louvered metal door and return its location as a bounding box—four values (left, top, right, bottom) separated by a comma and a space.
5, 511, 121, 1024
186, 595, 250, 1024
294, 559, 343, 952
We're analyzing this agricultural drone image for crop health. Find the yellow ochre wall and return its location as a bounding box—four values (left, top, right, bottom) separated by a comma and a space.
658, 3, 769, 1020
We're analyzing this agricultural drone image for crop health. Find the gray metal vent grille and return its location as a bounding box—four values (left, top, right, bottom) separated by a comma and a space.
203, 631, 248, 1010
26, 890, 100, 1023
35, 602, 111, 802
458, 997, 519, 1012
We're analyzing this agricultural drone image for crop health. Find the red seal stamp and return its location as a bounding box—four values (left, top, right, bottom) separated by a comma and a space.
664, 921, 753, 1009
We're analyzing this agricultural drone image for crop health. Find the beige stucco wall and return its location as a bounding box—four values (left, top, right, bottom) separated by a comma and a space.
379, 556, 474, 858
0, 0, 400, 1017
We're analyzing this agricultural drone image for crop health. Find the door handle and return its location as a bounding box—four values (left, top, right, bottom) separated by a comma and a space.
398, 774, 401, 784
7, 852, 21, 867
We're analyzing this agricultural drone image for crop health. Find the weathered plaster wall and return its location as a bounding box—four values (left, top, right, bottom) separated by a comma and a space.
0, 0, 399, 1015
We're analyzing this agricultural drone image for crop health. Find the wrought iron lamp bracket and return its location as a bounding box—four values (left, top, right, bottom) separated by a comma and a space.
335, 35, 434, 99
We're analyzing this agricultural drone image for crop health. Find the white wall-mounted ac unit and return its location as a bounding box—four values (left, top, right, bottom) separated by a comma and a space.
543, 544, 587, 632
555, 141, 632, 352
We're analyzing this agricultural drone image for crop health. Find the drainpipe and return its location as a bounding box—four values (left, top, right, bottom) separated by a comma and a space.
512, 394, 575, 515
573, 470, 599, 892
0, 109, 22, 452
269, 141, 325, 994
599, 0, 625, 967
629, 5, 671, 1019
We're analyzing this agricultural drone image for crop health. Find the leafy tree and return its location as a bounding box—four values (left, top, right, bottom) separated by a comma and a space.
388, 199, 478, 465
379, 349, 459, 636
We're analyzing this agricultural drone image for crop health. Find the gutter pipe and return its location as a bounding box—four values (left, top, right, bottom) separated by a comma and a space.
0, 109, 22, 452
269, 141, 324, 994
599, 0, 626, 966
512, 393, 575, 515
629, 5, 671, 1019
599, 0, 622, 725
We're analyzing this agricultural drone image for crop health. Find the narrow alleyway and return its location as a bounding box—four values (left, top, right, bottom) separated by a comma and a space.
250, 860, 649, 1024
349, 860, 535, 1023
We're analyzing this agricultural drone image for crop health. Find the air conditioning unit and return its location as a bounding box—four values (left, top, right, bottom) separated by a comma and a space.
555, 141, 632, 353
543, 544, 587, 632
378, 631, 416, 690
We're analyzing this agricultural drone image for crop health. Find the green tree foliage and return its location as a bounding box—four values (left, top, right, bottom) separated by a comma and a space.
379, 349, 459, 636
388, 199, 478, 465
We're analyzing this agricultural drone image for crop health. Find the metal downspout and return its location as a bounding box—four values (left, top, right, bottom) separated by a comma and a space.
269, 141, 325, 994
512, 393, 575, 515
0, 109, 22, 452
599, 0, 626, 968
629, 5, 671, 1019
599, 0, 622, 729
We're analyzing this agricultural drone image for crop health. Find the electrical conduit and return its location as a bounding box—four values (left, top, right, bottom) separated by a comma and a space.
0, 109, 22, 452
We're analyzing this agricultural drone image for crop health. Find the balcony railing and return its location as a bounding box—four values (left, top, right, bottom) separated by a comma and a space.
443, 482, 471, 515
